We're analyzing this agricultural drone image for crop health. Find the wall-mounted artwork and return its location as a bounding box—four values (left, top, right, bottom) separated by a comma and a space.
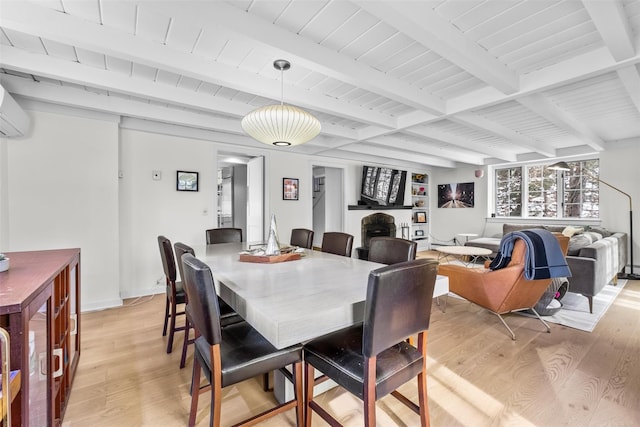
176, 171, 199, 192
437, 182, 474, 208
283, 178, 299, 200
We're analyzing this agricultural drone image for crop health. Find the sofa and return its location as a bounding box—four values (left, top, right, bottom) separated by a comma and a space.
465, 224, 627, 313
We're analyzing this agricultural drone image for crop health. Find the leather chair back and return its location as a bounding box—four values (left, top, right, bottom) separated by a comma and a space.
368, 236, 417, 265
174, 242, 195, 283
363, 259, 438, 357
181, 253, 223, 346
321, 232, 354, 257
290, 228, 314, 249
206, 228, 242, 244
157, 235, 177, 282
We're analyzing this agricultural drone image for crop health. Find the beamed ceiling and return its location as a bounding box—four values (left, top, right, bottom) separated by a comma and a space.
1, 0, 639, 169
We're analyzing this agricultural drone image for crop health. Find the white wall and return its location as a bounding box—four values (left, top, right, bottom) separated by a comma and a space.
119, 129, 217, 298
429, 165, 490, 245
2, 110, 121, 310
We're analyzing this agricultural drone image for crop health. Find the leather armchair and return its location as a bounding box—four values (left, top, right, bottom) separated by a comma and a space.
438, 234, 569, 340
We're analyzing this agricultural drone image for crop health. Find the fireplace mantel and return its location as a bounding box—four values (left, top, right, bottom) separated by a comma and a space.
347, 205, 412, 210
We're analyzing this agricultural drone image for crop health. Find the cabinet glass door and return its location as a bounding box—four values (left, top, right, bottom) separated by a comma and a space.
28, 302, 50, 426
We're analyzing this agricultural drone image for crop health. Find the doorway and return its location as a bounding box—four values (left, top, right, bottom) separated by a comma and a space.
217, 152, 264, 243
312, 165, 344, 248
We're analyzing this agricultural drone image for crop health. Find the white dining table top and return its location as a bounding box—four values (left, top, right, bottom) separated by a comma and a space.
196, 243, 447, 349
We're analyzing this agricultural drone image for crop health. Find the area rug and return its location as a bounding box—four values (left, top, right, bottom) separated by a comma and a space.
539, 280, 627, 332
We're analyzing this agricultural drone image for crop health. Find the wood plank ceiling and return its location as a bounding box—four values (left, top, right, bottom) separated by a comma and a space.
1, 0, 639, 169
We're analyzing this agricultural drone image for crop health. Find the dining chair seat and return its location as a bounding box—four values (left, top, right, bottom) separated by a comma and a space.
304, 258, 439, 427
174, 242, 242, 369
182, 254, 304, 427
158, 235, 187, 354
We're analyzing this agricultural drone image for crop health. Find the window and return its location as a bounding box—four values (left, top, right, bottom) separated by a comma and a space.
494, 159, 599, 219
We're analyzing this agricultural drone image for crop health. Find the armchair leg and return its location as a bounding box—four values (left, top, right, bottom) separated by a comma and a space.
529, 307, 551, 333
494, 313, 516, 340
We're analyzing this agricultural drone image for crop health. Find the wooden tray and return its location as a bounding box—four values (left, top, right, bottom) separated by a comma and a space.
239, 253, 301, 263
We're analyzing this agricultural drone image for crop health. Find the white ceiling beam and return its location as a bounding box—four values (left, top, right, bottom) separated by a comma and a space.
583, 0, 635, 61
355, 0, 519, 95
0, 1, 397, 129
616, 66, 640, 113
152, 1, 445, 115
366, 135, 485, 166
517, 94, 605, 151
337, 143, 456, 168
452, 113, 557, 157
448, 47, 640, 114
404, 126, 518, 162
0, 73, 248, 136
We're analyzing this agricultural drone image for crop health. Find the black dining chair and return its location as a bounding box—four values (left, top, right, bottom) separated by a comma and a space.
320, 232, 354, 257
303, 258, 439, 427
206, 228, 242, 245
157, 235, 186, 354
174, 242, 242, 369
368, 236, 417, 265
290, 228, 314, 249
181, 253, 304, 427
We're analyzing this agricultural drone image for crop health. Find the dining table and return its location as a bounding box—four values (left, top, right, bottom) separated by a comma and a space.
195, 242, 449, 401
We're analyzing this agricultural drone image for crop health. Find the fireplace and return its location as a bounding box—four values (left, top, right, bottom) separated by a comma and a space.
356, 213, 396, 259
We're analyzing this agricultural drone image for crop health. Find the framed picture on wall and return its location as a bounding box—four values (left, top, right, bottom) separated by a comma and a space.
415, 211, 427, 223
283, 178, 299, 200
176, 171, 199, 192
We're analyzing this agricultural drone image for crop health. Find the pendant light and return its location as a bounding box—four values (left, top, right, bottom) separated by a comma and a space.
241, 60, 321, 147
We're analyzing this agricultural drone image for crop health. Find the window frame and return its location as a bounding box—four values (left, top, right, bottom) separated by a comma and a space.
489, 157, 600, 220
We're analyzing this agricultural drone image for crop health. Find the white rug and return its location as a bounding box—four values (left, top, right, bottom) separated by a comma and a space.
540, 280, 627, 332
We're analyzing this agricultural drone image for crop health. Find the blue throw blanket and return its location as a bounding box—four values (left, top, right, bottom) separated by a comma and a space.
489, 229, 572, 280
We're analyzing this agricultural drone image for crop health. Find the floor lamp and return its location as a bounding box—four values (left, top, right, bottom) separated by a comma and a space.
549, 161, 639, 280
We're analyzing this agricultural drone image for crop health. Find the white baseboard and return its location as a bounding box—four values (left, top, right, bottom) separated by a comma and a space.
81, 298, 123, 313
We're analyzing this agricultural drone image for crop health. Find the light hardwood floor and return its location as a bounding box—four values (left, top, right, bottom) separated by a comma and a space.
62, 261, 640, 426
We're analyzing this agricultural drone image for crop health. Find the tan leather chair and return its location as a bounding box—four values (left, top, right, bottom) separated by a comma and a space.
438, 234, 569, 340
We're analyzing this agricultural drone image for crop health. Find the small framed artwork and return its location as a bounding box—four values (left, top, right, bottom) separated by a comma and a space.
283, 178, 299, 200
176, 170, 199, 192
415, 229, 425, 237
415, 211, 427, 223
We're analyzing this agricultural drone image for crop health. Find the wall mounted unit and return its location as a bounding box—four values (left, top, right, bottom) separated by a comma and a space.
0, 85, 30, 137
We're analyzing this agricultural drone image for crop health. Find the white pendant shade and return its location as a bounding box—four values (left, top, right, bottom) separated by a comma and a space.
241, 59, 321, 147
242, 104, 321, 146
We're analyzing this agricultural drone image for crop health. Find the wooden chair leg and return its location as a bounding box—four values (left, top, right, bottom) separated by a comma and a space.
167, 298, 177, 353
293, 362, 304, 427
304, 362, 315, 427
180, 317, 191, 368
162, 295, 170, 336
363, 357, 377, 427
189, 359, 201, 427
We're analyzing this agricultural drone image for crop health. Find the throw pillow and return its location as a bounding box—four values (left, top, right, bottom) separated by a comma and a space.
562, 226, 584, 237
589, 227, 612, 237
567, 233, 593, 255
583, 231, 603, 242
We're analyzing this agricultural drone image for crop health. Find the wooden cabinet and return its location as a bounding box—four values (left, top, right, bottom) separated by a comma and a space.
0, 249, 80, 426
410, 173, 430, 250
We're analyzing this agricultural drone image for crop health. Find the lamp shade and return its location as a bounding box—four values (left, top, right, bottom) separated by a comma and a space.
241, 104, 321, 147
548, 161, 571, 171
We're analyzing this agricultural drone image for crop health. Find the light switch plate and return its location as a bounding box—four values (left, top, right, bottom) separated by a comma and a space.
152, 170, 162, 180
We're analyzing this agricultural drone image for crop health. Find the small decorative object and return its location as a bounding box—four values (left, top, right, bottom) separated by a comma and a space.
414, 200, 425, 207
0, 253, 9, 272
176, 171, 199, 192
283, 178, 299, 200
401, 223, 410, 240
265, 214, 281, 255
415, 211, 427, 223
415, 229, 425, 237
